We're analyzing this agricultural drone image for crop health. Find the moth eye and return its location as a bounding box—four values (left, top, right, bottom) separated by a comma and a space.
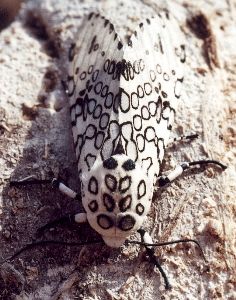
97, 214, 114, 229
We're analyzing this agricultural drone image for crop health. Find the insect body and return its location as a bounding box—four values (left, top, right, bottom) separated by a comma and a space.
67, 11, 185, 247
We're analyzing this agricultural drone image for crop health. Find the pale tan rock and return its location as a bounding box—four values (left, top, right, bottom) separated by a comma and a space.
0, 0, 235, 299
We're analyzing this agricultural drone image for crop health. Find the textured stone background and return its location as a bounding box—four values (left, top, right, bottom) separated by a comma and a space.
0, 0, 235, 299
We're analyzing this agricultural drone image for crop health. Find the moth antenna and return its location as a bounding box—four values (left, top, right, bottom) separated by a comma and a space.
128, 239, 207, 262
10, 178, 52, 187
0, 240, 103, 265
127, 237, 207, 290
189, 160, 227, 170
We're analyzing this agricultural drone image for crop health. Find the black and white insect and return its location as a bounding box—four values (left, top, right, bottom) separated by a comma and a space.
6, 11, 226, 289
65, 11, 187, 248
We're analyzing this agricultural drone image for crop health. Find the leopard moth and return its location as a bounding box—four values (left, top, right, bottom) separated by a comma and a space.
65, 11, 185, 247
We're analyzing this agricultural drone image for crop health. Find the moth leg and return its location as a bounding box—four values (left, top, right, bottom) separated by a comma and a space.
168, 133, 198, 146
52, 178, 80, 200
74, 213, 87, 223
137, 229, 171, 290
157, 160, 227, 188
36, 213, 87, 237
37, 178, 85, 237
10, 177, 81, 201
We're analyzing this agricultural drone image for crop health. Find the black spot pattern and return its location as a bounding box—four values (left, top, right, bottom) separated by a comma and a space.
103, 157, 118, 169
118, 215, 135, 231
88, 176, 98, 195
97, 214, 113, 229
122, 159, 135, 171
95, 131, 105, 149
105, 174, 117, 192
113, 138, 125, 155
68, 12, 185, 189
119, 176, 131, 193
136, 203, 144, 215
99, 113, 110, 129
105, 92, 113, 108
103, 193, 115, 212
137, 180, 146, 199
117, 41, 123, 50
119, 195, 132, 212
85, 154, 96, 171
88, 200, 98, 212
133, 115, 142, 131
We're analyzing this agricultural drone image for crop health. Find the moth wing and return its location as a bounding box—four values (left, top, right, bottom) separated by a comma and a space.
120, 13, 185, 180
67, 13, 123, 176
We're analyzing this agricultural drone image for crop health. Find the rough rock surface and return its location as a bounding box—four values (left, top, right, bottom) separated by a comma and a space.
0, 0, 235, 299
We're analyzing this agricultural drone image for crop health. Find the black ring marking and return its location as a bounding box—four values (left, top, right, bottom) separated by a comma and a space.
136, 203, 144, 215
119, 195, 132, 212
133, 114, 142, 131
105, 92, 113, 108
99, 112, 110, 130
103, 193, 115, 212
97, 214, 113, 229
80, 71, 87, 80
119, 176, 131, 194
88, 176, 98, 195
93, 104, 102, 119
149, 70, 156, 82
118, 215, 135, 231
88, 200, 98, 212
144, 82, 152, 95
92, 69, 99, 82
137, 180, 146, 200
105, 174, 117, 192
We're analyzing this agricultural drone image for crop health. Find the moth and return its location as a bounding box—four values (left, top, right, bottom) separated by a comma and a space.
65, 11, 186, 247
7, 11, 226, 290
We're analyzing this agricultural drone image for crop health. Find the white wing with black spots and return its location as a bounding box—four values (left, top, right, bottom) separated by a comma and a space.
67, 11, 186, 248
67, 12, 124, 177
120, 12, 185, 182
68, 12, 185, 181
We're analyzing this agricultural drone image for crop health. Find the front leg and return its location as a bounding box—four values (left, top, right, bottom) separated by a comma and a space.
10, 176, 87, 235
52, 178, 81, 200
168, 133, 199, 146
37, 179, 86, 236
36, 212, 87, 237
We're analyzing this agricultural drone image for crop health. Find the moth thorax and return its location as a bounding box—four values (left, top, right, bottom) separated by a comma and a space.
82, 154, 153, 247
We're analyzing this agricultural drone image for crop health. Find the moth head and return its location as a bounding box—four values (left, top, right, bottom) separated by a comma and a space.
81, 154, 153, 248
